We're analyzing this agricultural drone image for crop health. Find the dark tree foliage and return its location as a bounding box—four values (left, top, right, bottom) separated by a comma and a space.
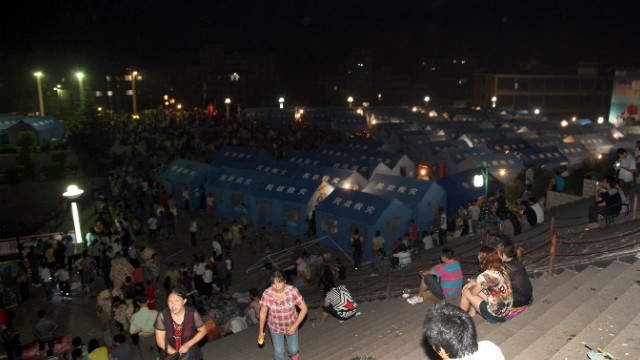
67, 93, 115, 176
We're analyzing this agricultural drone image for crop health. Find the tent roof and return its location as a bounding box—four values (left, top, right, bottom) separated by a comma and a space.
251, 159, 300, 177
212, 146, 274, 167
292, 164, 364, 188
463, 153, 524, 172
485, 138, 530, 153
521, 146, 569, 167
316, 188, 395, 225
250, 175, 324, 204
342, 138, 387, 151
19, 116, 64, 131
0, 115, 23, 131
206, 167, 263, 192
283, 149, 326, 166
159, 159, 217, 183
440, 146, 491, 163
363, 174, 439, 206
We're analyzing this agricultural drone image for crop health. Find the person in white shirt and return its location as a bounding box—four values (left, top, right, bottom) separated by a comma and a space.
616, 148, 636, 185
529, 197, 544, 224
423, 302, 504, 360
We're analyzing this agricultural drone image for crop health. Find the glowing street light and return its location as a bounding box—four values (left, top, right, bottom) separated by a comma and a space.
225, 98, 231, 121
424, 96, 430, 108
491, 96, 497, 108
131, 71, 139, 116
278, 97, 285, 109
75, 72, 84, 106
63, 185, 84, 244
347, 96, 354, 107
561, 120, 569, 127
597, 116, 604, 124
473, 166, 489, 199
534, 108, 540, 115
33, 72, 45, 116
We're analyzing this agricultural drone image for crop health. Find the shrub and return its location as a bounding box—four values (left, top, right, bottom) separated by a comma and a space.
43, 162, 65, 180
4, 166, 24, 184
0, 144, 17, 154
51, 150, 68, 164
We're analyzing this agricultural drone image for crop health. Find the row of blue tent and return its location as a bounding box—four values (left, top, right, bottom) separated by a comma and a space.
158, 156, 502, 260
0, 114, 66, 144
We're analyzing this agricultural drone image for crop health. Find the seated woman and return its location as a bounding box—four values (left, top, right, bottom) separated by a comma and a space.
459, 246, 513, 323
318, 266, 357, 324
495, 238, 532, 319
392, 244, 412, 269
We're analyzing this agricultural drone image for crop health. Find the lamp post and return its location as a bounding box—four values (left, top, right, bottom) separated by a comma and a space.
225, 98, 231, 121
347, 96, 354, 107
491, 96, 497, 108
424, 96, 430, 108
63, 185, 84, 245
75, 72, 84, 107
131, 71, 138, 117
473, 166, 489, 199
278, 97, 285, 109
34, 72, 45, 116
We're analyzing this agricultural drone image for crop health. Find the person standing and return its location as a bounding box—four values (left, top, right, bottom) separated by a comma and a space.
349, 229, 364, 270
129, 294, 159, 360
525, 165, 535, 186
26, 246, 41, 286
370, 230, 385, 276
206, 193, 215, 213
182, 187, 190, 210
438, 208, 447, 246
189, 216, 197, 247
259, 270, 308, 360
34, 310, 57, 360
616, 148, 636, 186
155, 287, 207, 360
40, 264, 54, 301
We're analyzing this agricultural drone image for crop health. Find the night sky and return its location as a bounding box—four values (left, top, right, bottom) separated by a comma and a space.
2, 0, 639, 102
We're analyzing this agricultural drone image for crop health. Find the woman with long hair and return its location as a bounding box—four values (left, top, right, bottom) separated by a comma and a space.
495, 238, 533, 309
459, 246, 513, 323
155, 287, 207, 359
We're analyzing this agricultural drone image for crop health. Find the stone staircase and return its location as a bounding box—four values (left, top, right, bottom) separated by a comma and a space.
203, 255, 640, 359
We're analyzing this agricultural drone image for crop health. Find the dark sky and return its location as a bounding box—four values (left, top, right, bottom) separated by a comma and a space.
2, 1, 639, 90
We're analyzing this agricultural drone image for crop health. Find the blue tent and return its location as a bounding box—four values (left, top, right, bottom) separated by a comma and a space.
520, 146, 569, 170
157, 159, 219, 210
205, 167, 263, 221
355, 150, 416, 177
322, 157, 393, 180
248, 175, 334, 235
6, 116, 66, 144
363, 174, 446, 232
316, 144, 356, 159
438, 169, 502, 216
292, 164, 368, 190
211, 146, 274, 169
434, 146, 490, 177
485, 138, 531, 153
0, 115, 22, 144
315, 188, 412, 261
554, 143, 592, 167
342, 138, 391, 152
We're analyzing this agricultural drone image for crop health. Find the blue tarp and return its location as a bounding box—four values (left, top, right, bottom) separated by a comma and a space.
157, 159, 219, 210
212, 146, 274, 169
283, 149, 326, 167
251, 159, 300, 178
205, 167, 263, 221
363, 174, 447, 232
0, 115, 22, 144
438, 169, 502, 216
248, 175, 333, 235
315, 188, 412, 260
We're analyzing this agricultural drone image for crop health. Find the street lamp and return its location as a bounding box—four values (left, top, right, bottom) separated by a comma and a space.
63, 185, 84, 244
347, 96, 354, 107
131, 71, 138, 116
491, 96, 497, 108
473, 166, 489, 199
33, 72, 45, 116
75, 72, 84, 106
225, 98, 231, 121
424, 96, 430, 108
278, 97, 285, 109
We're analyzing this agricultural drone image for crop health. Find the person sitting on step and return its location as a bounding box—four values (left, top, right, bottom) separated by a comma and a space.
407, 247, 463, 304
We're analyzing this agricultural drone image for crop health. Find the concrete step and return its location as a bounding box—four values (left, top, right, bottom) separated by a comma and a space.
494, 265, 610, 359
513, 260, 639, 360
314, 297, 431, 360
548, 282, 640, 360
602, 312, 640, 358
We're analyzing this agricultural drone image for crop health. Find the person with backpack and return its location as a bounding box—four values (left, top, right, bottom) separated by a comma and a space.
349, 229, 364, 270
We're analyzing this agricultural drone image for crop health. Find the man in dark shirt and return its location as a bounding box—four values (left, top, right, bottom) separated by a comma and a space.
521, 201, 537, 228
586, 176, 622, 229
479, 193, 496, 244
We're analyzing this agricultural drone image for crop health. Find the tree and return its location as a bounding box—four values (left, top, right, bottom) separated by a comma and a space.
15, 131, 38, 180
67, 88, 115, 176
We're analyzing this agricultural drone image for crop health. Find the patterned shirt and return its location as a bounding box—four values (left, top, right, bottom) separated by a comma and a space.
476, 269, 513, 317
260, 284, 305, 334
325, 285, 357, 319
433, 259, 463, 298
